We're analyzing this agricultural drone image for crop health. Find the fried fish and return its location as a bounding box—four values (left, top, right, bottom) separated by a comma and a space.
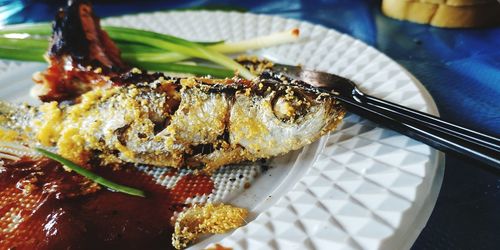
1, 71, 344, 171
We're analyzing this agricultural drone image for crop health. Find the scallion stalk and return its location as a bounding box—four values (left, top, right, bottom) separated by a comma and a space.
209, 28, 300, 54
0, 23, 223, 46
0, 44, 234, 77
130, 61, 234, 78
0, 36, 49, 49
0, 24, 301, 79
104, 26, 255, 79
0, 24, 298, 56
122, 51, 188, 63
0, 23, 52, 36
118, 27, 301, 63
35, 148, 146, 198
0, 46, 45, 62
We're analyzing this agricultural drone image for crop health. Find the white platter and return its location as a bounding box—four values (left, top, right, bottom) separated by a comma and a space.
0, 11, 444, 250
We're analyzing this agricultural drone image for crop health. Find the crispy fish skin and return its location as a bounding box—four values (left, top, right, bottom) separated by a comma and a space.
1, 72, 344, 171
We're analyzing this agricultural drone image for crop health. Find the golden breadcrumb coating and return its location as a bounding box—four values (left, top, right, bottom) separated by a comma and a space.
172, 203, 248, 249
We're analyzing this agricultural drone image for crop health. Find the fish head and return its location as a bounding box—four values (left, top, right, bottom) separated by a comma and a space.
228, 72, 345, 158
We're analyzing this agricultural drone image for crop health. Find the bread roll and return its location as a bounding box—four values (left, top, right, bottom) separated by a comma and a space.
418, 0, 496, 6
382, 0, 500, 28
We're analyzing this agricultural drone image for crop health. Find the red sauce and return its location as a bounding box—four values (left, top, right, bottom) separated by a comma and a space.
0, 157, 214, 249
171, 174, 214, 203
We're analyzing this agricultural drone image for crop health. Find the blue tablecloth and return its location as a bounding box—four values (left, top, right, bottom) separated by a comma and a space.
1, 0, 499, 249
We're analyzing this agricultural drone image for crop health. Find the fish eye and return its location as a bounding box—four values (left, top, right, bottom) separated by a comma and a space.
272, 94, 309, 122
273, 96, 296, 120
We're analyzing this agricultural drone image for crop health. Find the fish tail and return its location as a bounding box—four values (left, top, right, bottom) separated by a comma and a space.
0, 100, 17, 128
0, 101, 25, 130
0, 101, 38, 160
0, 141, 36, 161
0, 100, 14, 116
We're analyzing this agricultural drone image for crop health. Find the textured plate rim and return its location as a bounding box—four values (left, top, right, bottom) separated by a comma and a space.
383, 67, 444, 250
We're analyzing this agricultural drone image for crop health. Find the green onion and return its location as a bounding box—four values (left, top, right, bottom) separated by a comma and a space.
122, 51, 188, 63
0, 46, 45, 62
104, 26, 255, 79
113, 28, 299, 63
117, 43, 164, 53
0, 26, 254, 78
130, 61, 234, 78
0, 24, 297, 55
0, 36, 49, 49
120, 28, 300, 63
209, 28, 300, 54
1, 25, 254, 78
0, 23, 52, 36
35, 148, 146, 198
0, 24, 300, 79
0, 44, 234, 77
0, 23, 223, 46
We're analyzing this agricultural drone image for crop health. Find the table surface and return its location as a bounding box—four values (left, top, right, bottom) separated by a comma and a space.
1, 0, 499, 249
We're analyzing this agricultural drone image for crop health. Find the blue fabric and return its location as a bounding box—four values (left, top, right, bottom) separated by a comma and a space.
1, 0, 499, 248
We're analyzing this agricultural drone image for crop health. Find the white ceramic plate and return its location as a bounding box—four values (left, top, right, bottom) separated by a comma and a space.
0, 11, 444, 250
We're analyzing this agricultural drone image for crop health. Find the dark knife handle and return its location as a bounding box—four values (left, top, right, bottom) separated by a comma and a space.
363, 93, 500, 151
337, 93, 500, 171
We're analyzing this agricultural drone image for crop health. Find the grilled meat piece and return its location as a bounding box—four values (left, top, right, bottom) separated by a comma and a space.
33, 0, 134, 102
